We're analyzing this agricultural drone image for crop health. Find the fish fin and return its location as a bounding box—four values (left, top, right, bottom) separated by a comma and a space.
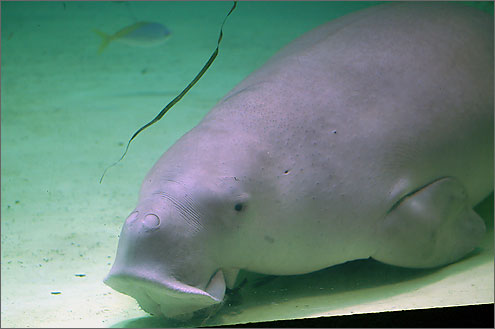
93, 29, 111, 54
373, 177, 486, 268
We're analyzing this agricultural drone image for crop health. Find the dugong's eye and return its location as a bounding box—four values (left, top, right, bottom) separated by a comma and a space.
234, 203, 244, 212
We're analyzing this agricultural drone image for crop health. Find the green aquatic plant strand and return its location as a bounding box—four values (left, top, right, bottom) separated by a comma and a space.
100, 1, 237, 183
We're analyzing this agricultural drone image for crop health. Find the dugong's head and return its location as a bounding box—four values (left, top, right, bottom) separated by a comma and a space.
104, 126, 264, 319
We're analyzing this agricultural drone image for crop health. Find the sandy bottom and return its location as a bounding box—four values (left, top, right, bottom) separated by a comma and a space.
1, 2, 493, 328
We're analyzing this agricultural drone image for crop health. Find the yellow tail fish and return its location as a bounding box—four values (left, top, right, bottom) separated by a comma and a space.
93, 21, 171, 53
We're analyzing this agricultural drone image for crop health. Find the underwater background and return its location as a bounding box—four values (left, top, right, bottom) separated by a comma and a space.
1, 1, 493, 327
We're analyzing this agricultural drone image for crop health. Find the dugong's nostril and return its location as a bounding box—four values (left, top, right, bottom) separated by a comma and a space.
143, 213, 160, 231
126, 211, 139, 225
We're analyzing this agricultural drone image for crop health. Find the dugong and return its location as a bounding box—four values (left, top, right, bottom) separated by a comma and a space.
104, 2, 494, 319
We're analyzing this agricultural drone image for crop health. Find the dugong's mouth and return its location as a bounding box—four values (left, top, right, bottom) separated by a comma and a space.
104, 269, 226, 319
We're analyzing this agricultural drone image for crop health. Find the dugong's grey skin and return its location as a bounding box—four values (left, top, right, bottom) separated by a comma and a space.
104, 2, 494, 319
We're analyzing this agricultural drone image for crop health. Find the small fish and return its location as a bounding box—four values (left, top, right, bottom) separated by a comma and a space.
93, 22, 171, 53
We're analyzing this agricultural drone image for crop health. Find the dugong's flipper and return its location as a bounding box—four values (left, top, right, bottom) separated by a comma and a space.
374, 177, 486, 268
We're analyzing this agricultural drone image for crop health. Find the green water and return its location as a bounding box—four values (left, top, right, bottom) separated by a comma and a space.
1, 2, 493, 328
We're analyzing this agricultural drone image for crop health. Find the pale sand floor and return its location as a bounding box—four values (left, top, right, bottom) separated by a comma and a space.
1, 1, 492, 328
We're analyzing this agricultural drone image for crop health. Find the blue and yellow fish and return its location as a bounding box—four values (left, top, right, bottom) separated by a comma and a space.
93, 22, 171, 53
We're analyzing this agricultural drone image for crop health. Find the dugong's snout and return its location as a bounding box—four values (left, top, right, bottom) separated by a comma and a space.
103, 202, 228, 319
104, 268, 226, 319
